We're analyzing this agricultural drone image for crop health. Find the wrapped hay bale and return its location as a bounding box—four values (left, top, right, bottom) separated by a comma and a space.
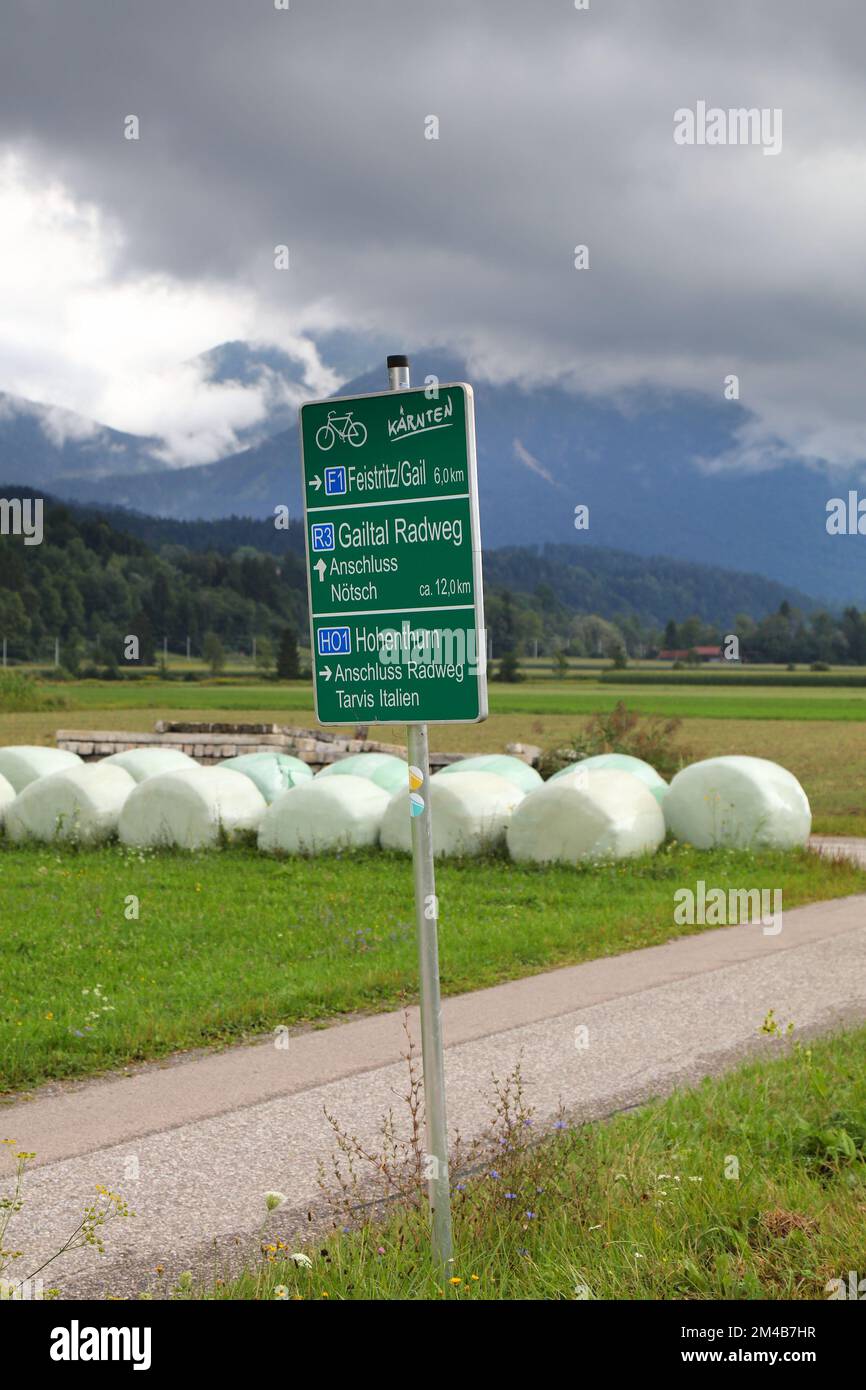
381, 771, 524, 858
316, 752, 408, 794
663, 755, 811, 849
258, 774, 390, 854
0, 745, 82, 793
0, 771, 17, 827
5, 764, 136, 845
435, 753, 542, 794
551, 752, 668, 804
118, 767, 267, 849
102, 748, 196, 782
507, 768, 665, 864
220, 752, 313, 803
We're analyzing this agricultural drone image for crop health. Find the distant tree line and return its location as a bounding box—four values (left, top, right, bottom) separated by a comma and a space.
0, 501, 307, 674
663, 602, 866, 666
1, 496, 863, 675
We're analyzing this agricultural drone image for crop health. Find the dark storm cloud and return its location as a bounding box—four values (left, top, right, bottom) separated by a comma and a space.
3, 0, 866, 467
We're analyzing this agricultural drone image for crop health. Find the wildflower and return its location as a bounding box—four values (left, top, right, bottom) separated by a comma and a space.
288, 1253, 312, 1268
377, 1246, 385, 1255
504, 1192, 516, 1200
470, 1275, 479, 1282
449, 1277, 462, 1285
525, 1211, 536, 1220
264, 1191, 287, 1212
488, 1170, 501, 1180
274, 1285, 289, 1299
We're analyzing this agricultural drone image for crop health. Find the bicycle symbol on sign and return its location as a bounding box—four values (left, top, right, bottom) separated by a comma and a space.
315, 410, 368, 451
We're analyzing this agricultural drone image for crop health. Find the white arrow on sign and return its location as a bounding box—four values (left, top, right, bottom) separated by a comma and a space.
319, 665, 333, 681
314, 558, 327, 581
309, 475, 322, 491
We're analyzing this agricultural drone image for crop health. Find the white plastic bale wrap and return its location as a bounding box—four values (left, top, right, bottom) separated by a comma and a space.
434, 754, 543, 794
5, 765, 136, 845
0, 770, 19, 827
316, 752, 408, 794
507, 768, 665, 864
0, 745, 83, 793
258, 774, 390, 854
220, 752, 313, 803
663, 755, 811, 849
551, 752, 668, 804
380, 772, 525, 858
102, 748, 196, 782
118, 767, 267, 849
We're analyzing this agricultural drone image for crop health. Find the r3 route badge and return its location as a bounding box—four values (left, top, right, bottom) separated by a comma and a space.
299, 382, 487, 725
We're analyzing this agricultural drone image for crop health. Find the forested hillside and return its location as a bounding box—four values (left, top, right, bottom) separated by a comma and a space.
0, 489, 857, 670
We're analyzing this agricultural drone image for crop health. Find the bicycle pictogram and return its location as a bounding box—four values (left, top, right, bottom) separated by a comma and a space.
315, 409, 368, 451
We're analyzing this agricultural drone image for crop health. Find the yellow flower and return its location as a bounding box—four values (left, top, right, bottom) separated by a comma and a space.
44, 1011, 54, 1020
449, 1277, 462, 1285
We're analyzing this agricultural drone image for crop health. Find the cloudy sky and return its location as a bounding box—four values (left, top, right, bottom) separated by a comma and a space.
1, 0, 865, 469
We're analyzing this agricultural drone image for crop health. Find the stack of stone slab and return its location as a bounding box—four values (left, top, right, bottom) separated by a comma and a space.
53, 722, 542, 774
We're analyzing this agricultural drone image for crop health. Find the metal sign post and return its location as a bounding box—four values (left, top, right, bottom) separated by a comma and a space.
387, 354, 453, 1275
298, 354, 488, 1277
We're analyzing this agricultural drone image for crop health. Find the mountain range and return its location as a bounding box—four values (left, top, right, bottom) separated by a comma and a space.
1, 342, 863, 605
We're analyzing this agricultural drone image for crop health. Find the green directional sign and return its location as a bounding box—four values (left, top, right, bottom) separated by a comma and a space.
299, 383, 487, 725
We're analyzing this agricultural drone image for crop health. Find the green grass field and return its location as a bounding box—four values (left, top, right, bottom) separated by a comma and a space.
1, 841, 862, 1095
211, 1025, 866, 1301
25, 675, 866, 721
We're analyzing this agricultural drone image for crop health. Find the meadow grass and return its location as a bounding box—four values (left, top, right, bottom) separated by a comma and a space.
26, 675, 866, 721
6, 675, 866, 728
1, 841, 862, 1094
211, 1025, 866, 1301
